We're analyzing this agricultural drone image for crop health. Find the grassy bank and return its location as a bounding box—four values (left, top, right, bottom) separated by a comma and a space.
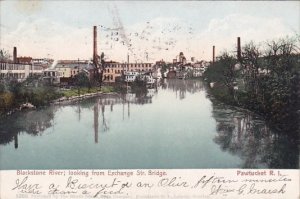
0, 82, 117, 116
61, 86, 115, 98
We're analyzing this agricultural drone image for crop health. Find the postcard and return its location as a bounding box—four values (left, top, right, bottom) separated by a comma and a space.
0, 1, 299, 199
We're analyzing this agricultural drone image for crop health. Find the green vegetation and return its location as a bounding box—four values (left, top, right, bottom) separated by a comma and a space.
160, 63, 172, 77
0, 71, 117, 116
0, 76, 63, 115
204, 36, 300, 134
101, 86, 115, 93
62, 87, 96, 98
131, 76, 148, 94
61, 86, 115, 98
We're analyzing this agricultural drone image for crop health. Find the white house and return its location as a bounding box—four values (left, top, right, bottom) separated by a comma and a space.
124, 71, 140, 82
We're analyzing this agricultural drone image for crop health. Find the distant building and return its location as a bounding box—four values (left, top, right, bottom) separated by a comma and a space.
32, 58, 54, 70
124, 71, 139, 83
102, 61, 123, 83
124, 71, 155, 85
0, 47, 54, 82
17, 56, 32, 64
43, 59, 95, 85
43, 69, 62, 85
102, 61, 153, 83
179, 52, 187, 64
0, 61, 44, 81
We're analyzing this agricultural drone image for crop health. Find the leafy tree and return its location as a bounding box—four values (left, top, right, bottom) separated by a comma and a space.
99, 52, 105, 88
218, 52, 238, 96
241, 42, 262, 97
204, 35, 299, 135
74, 72, 90, 95
8, 80, 25, 105
0, 82, 5, 93
93, 52, 105, 88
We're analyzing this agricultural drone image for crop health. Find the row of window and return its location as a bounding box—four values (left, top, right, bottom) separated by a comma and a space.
0, 73, 25, 78
0, 63, 43, 71
104, 69, 152, 73
30, 66, 43, 70
0, 63, 26, 70
103, 75, 114, 81
104, 69, 123, 73
104, 64, 152, 68
44, 71, 58, 77
125, 76, 135, 79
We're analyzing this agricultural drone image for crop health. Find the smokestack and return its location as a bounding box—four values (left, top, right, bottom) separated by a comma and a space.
127, 54, 129, 64
13, 47, 17, 63
237, 37, 241, 61
212, 46, 215, 64
93, 26, 97, 64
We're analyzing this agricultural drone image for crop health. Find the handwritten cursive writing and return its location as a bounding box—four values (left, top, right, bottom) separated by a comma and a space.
9, 173, 295, 198
12, 176, 42, 194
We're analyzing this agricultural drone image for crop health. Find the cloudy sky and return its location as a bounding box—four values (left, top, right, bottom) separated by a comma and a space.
0, 1, 299, 62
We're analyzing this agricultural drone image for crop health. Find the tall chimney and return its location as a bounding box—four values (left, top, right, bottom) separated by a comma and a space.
13, 47, 17, 63
237, 37, 241, 61
127, 54, 129, 64
93, 26, 97, 64
212, 45, 215, 64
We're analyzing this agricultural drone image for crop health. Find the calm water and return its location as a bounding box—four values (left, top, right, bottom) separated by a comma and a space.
0, 79, 298, 169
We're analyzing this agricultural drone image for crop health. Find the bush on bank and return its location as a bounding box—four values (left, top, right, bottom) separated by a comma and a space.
204, 36, 300, 134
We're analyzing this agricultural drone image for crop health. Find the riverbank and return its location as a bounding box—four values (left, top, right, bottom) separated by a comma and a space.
51, 90, 119, 105
205, 80, 299, 134
0, 85, 117, 117
204, 72, 299, 135
203, 37, 300, 136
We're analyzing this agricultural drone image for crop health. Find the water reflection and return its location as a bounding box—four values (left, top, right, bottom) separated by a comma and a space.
0, 107, 57, 148
0, 79, 298, 169
211, 99, 299, 169
162, 79, 205, 99
94, 102, 99, 143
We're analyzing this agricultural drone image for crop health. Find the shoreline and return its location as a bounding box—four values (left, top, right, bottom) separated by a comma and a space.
0, 91, 120, 118
51, 91, 119, 105
205, 84, 298, 135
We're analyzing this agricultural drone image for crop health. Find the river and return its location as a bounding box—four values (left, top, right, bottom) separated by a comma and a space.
0, 79, 298, 169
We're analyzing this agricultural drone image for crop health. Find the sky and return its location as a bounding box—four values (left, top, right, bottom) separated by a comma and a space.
0, 1, 299, 63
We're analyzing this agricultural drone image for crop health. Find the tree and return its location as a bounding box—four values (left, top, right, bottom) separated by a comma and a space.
99, 52, 105, 88
241, 42, 262, 97
205, 35, 299, 135
74, 72, 90, 95
93, 52, 105, 88
262, 37, 299, 131
218, 52, 238, 96
0, 82, 5, 93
